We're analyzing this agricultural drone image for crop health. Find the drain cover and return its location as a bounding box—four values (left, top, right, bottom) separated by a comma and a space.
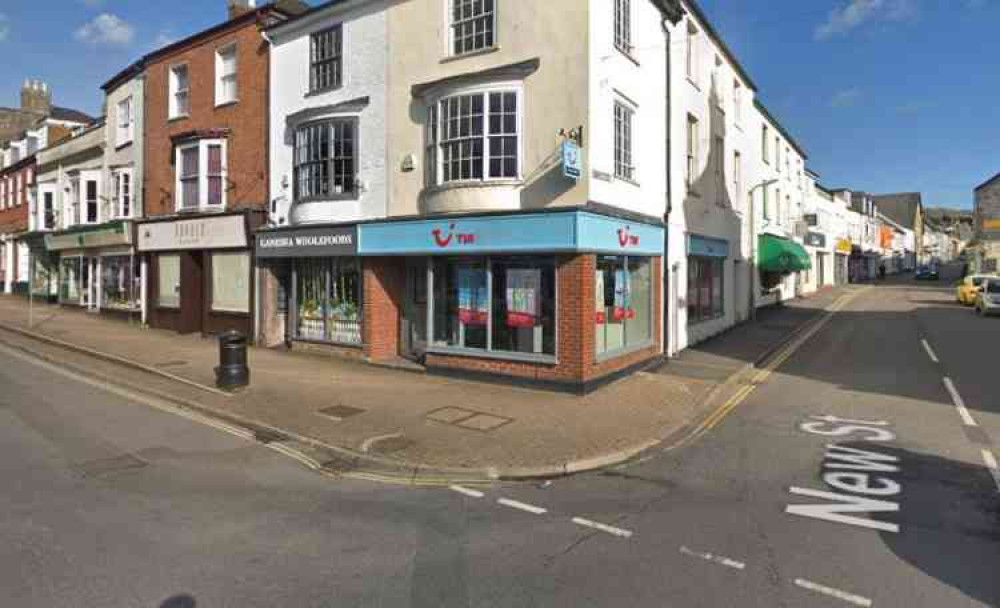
369, 436, 415, 455
73, 454, 148, 478
318, 405, 366, 420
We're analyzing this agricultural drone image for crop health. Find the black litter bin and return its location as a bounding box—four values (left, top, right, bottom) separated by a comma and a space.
216, 330, 250, 389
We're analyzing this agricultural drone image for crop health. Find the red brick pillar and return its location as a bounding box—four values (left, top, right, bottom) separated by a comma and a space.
363, 257, 404, 361
557, 253, 596, 382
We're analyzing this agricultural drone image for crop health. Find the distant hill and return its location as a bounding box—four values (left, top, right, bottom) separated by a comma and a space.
925, 207, 974, 224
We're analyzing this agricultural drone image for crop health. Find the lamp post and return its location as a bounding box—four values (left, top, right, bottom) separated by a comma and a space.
747, 179, 779, 321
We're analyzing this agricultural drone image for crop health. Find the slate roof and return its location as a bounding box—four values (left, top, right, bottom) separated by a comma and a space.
50, 106, 96, 125
872, 192, 922, 230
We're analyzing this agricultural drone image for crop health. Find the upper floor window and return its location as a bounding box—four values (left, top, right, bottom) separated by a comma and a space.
451, 0, 496, 56
614, 0, 632, 55
686, 20, 699, 83
733, 150, 742, 205
216, 45, 238, 106
116, 96, 134, 146
785, 148, 791, 178
762, 125, 769, 163
15, 174, 21, 206
294, 118, 357, 202
39, 188, 55, 230
310, 26, 343, 93
775, 138, 781, 169
733, 80, 742, 124
614, 101, 635, 182
686, 114, 699, 192
113, 169, 133, 218
71, 176, 100, 225
175, 139, 227, 211
169, 64, 190, 119
427, 90, 520, 185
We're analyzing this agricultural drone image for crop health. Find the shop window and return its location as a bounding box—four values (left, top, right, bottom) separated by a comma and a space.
211, 252, 250, 313
157, 254, 181, 308
294, 119, 357, 201
596, 256, 653, 356
294, 258, 361, 345
687, 256, 724, 325
100, 255, 140, 310
60, 257, 81, 303
431, 256, 555, 357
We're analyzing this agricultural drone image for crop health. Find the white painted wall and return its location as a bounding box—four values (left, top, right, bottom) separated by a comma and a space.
268, 0, 389, 226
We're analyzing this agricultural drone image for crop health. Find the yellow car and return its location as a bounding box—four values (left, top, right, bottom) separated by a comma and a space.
957, 275, 993, 305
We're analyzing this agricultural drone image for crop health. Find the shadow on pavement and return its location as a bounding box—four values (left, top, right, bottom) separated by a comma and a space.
159, 595, 196, 608
828, 442, 1000, 606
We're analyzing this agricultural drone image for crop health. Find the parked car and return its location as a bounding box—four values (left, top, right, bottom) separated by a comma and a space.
957, 275, 992, 305
975, 279, 1000, 316
915, 265, 940, 280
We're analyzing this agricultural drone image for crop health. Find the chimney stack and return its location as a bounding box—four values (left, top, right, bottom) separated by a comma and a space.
227, 0, 257, 19
21, 79, 52, 116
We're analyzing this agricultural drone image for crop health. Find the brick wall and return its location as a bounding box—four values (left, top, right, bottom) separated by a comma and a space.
0, 159, 34, 233
363, 257, 405, 361
144, 15, 270, 216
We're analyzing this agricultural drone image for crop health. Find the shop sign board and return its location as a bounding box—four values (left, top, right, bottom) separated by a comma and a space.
256, 225, 357, 259
836, 238, 853, 254
805, 232, 827, 248
687, 234, 729, 258
562, 140, 582, 180
45, 222, 132, 252
359, 211, 664, 256
137, 215, 247, 252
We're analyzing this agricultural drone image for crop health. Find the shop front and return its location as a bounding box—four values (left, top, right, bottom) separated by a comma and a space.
804, 231, 829, 290
22, 232, 58, 302
835, 238, 851, 285
358, 210, 664, 392
137, 212, 260, 336
758, 233, 811, 291
255, 224, 361, 351
45, 221, 141, 318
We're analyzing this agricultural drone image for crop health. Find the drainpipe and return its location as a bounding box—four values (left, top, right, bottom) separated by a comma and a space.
662, 17, 673, 358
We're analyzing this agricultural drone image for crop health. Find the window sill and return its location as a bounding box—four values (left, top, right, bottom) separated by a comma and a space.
214, 99, 239, 109
295, 194, 360, 204
305, 84, 344, 98
175, 205, 227, 214
595, 339, 654, 364
425, 178, 523, 194
441, 45, 501, 64
115, 141, 133, 152
428, 345, 558, 366
168, 114, 189, 123
210, 309, 250, 317
615, 46, 640, 67
614, 174, 640, 188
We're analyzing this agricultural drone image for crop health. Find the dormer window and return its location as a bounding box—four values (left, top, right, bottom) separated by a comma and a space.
450, 0, 496, 56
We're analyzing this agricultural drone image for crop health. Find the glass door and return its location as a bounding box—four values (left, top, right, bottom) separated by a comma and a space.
81, 257, 100, 310
401, 259, 428, 361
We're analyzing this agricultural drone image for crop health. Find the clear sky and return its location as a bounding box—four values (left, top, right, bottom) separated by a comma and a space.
0, 0, 996, 208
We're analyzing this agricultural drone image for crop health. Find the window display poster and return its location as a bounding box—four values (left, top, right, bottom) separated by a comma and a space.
613, 267, 635, 321
595, 269, 606, 324
505, 268, 541, 328
458, 267, 489, 325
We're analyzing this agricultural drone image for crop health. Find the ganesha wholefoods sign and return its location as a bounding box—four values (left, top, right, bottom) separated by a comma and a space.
256, 225, 357, 258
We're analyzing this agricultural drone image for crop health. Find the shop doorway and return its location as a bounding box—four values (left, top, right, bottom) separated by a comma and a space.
179, 251, 205, 335
401, 259, 428, 362
82, 257, 100, 311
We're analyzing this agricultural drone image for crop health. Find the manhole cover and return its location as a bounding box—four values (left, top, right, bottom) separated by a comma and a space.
426, 407, 476, 424
318, 405, 366, 421
73, 453, 148, 478
368, 436, 415, 455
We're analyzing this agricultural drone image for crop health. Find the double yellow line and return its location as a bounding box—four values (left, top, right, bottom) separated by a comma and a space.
662, 288, 868, 452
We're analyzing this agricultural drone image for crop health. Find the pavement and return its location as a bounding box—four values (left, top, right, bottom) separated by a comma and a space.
2, 264, 997, 606
0, 284, 856, 483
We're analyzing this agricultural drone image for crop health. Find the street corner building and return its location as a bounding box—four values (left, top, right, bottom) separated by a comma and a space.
252, 0, 677, 391
136, 2, 307, 337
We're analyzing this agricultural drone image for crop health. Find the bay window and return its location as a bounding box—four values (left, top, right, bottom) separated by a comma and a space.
431, 256, 555, 358
427, 89, 520, 186
211, 251, 250, 313
450, 0, 496, 56
595, 256, 653, 356
175, 139, 227, 210
294, 118, 357, 201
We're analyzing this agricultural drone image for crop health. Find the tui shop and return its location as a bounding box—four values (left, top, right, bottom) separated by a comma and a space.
353, 209, 665, 392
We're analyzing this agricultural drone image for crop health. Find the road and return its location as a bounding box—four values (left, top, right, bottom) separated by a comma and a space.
1, 265, 998, 607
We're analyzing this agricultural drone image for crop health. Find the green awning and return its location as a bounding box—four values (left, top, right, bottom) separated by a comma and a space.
758, 234, 812, 273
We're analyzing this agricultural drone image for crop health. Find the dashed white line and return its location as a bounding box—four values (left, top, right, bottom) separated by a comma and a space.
921, 339, 940, 363
943, 377, 978, 427
794, 578, 873, 607
981, 450, 1000, 493
450, 485, 485, 498
679, 546, 745, 570
498, 498, 548, 515
571, 517, 633, 538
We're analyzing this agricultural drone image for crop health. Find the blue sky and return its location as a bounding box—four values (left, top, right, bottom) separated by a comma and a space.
0, 0, 996, 208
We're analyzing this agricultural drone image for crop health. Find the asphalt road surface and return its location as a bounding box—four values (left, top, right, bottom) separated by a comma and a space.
1, 264, 997, 607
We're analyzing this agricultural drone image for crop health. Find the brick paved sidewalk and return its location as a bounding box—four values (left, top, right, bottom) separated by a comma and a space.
0, 287, 856, 480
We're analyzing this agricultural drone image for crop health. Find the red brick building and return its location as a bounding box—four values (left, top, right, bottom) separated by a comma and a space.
0, 157, 34, 293
137, 1, 306, 335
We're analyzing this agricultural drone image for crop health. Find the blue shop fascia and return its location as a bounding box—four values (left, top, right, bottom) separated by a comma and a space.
255, 206, 666, 392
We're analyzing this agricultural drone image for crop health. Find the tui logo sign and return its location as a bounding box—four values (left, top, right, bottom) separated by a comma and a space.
617, 226, 640, 248
432, 223, 476, 248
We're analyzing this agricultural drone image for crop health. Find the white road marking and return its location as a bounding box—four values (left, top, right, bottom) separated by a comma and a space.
981, 450, 1000, 493
359, 432, 403, 453
450, 485, 485, 498
921, 339, 940, 363
943, 377, 978, 427
498, 498, 547, 515
679, 546, 745, 570
571, 517, 633, 538
794, 578, 872, 607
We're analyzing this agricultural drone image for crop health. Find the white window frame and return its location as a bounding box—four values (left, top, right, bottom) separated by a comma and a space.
614, 99, 636, 182
1, 178, 6, 210
77, 172, 101, 226
448, 0, 498, 57
215, 44, 238, 106
686, 114, 699, 192
15, 174, 21, 206
38, 183, 55, 231
169, 63, 190, 119
686, 20, 699, 84
116, 96, 134, 146
733, 150, 742, 206
762, 125, 769, 164
174, 139, 228, 211
614, 0, 632, 55
113, 168, 134, 218
427, 84, 522, 186
733, 80, 742, 124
